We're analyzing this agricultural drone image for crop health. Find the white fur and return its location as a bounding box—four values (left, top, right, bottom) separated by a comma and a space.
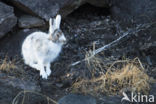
22, 15, 65, 79
54, 15, 61, 29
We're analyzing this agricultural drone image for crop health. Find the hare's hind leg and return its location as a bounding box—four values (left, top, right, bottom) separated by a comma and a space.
25, 59, 40, 70
29, 62, 40, 70
23, 54, 40, 70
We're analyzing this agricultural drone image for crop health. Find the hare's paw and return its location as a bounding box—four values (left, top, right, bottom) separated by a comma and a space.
41, 73, 48, 79
40, 70, 48, 79
46, 68, 51, 76
45, 63, 51, 76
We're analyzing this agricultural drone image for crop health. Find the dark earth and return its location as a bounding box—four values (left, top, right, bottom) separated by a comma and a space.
0, 2, 156, 104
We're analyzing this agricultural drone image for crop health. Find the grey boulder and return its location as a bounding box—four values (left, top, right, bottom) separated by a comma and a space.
0, 2, 17, 38
6, 0, 109, 21
111, 0, 156, 24
18, 15, 45, 28
0, 73, 40, 104
7, 0, 85, 21
86, 0, 109, 7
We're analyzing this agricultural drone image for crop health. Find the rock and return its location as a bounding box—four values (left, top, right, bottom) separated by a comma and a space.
5, 0, 109, 21
0, 2, 17, 38
18, 15, 45, 28
58, 94, 96, 104
0, 75, 40, 91
6, 0, 84, 21
98, 96, 122, 104
0, 73, 40, 104
55, 83, 64, 88
111, 0, 156, 24
86, 0, 109, 7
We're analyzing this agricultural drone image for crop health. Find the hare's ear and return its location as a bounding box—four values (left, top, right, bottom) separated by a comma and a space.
49, 18, 54, 34
54, 14, 61, 29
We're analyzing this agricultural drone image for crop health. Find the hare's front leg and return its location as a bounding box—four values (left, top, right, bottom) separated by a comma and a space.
45, 63, 51, 76
39, 62, 48, 79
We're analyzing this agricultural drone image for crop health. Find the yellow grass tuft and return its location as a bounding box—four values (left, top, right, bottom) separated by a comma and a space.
0, 56, 17, 72
105, 63, 150, 94
72, 57, 152, 96
12, 90, 58, 104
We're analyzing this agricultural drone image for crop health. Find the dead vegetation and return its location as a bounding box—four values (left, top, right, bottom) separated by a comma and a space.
72, 52, 154, 96
12, 90, 58, 104
0, 56, 17, 72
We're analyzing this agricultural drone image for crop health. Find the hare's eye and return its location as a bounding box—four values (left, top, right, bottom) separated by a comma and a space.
54, 34, 60, 40
57, 33, 60, 37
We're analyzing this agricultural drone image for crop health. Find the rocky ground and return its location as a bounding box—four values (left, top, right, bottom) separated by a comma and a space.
0, 0, 156, 104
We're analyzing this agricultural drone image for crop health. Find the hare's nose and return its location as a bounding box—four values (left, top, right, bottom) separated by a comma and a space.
62, 40, 67, 44
60, 35, 67, 43
62, 38, 67, 44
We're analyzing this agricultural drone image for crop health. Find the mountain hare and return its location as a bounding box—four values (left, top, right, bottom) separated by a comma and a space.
22, 15, 66, 79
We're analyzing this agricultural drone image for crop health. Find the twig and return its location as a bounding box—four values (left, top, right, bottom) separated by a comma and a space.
71, 23, 151, 66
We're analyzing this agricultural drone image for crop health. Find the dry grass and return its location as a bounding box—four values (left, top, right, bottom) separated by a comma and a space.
105, 62, 150, 94
0, 56, 17, 72
72, 55, 153, 96
12, 90, 58, 104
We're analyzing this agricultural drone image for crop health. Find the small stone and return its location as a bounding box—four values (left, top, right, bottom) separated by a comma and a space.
58, 94, 96, 104
55, 83, 64, 88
